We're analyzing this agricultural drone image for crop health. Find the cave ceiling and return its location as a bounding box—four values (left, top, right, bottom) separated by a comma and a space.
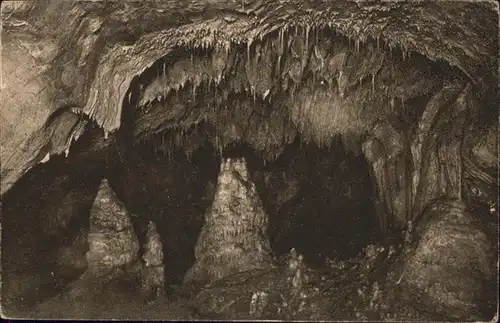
0, 0, 498, 196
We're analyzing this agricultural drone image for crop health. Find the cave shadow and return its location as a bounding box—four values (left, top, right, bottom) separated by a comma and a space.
216, 135, 382, 267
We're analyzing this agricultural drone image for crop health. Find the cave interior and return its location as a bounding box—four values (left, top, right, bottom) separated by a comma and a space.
1, 5, 498, 321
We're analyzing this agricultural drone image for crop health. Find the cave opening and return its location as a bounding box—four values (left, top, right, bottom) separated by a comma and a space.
217, 136, 383, 266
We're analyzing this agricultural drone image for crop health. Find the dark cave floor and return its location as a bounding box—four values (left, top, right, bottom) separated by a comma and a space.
26, 274, 201, 320
4, 243, 422, 321
4, 241, 496, 321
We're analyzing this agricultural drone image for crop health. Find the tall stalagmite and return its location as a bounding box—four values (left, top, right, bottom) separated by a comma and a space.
85, 179, 139, 277
184, 157, 272, 285
61, 178, 140, 300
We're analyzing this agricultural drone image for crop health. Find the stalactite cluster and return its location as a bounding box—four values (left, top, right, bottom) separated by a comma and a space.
133, 25, 450, 153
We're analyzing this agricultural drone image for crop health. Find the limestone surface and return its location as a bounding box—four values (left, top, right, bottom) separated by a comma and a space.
85, 178, 139, 276
184, 157, 272, 285
400, 199, 495, 320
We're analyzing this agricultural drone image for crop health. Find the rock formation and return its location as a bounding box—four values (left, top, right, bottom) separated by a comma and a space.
0, 1, 497, 320
85, 179, 140, 276
399, 199, 495, 320
184, 157, 272, 285
140, 220, 165, 302
63, 178, 140, 300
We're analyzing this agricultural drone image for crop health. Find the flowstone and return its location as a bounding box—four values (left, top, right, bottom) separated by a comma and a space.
183, 157, 272, 285
399, 199, 495, 320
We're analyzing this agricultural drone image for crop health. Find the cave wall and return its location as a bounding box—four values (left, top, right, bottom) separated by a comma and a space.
1, 153, 103, 312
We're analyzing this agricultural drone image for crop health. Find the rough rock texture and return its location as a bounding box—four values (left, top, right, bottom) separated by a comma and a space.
140, 221, 165, 302
412, 85, 474, 217
189, 254, 329, 320
184, 157, 272, 285
55, 227, 88, 276
1, 2, 497, 258
85, 179, 140, 276
0, 1, 498, 320
1, 0, 498, 196
190, 249, 325, 320
463, 119, 498, 213
41, 177, 142, 304
399, 199, 495, 320
189, 244, 402, 321
362, 121, 410, 231
58, 179, 140, 302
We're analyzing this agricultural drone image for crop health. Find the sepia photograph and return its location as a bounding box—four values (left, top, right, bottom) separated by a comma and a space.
0, 0, 498, 321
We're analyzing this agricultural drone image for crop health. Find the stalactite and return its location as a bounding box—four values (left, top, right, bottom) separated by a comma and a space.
247, 38, 252, 62
315, 26, 319, 48
305, 25, 310, 54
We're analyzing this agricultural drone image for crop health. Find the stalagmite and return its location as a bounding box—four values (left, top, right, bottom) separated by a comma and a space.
183, 157, 272, 285
64, 179, 139, 299
141, 221, 165, 303
401, 199, 494, 320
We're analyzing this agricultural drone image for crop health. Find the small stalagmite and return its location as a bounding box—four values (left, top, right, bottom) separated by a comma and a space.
184, 157, 272, 285
85, 178, 140, 277
141, 220, 165, 302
